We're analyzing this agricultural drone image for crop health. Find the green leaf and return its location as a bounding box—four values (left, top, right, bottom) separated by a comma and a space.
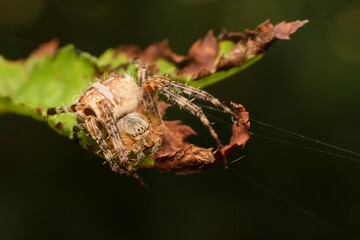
0, 45, 95, 137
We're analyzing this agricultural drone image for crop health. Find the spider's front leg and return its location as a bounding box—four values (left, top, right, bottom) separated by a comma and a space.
83, 117, 117, 162
165, 90, 228, 165
144, 76, 229, 166
96, 101, 147, 186
163, 79, 238, 119
84, 115, 146, 186
137, 75, 164, 157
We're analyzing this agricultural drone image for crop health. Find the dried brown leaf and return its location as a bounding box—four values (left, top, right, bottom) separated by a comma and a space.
178, 30, 219, 79
155, 145, 215, 174
112, 19, 308, 80
156, 119, 197, 158
156, 101, 196, 158
217, 19, 308, 70
273, 20, 309, 40
140, 40, 186, 64
224, 102, 250, 153
114, 44, 142, 60
213, 103, 250, 161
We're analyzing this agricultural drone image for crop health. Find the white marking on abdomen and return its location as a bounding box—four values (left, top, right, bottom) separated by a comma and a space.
92, 82, 116, 106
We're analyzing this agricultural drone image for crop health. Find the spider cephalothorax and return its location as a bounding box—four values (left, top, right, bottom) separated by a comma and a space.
47, 69, 238, 185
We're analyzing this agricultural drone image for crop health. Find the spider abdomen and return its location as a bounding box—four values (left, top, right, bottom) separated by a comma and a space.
78, 74, 141, 120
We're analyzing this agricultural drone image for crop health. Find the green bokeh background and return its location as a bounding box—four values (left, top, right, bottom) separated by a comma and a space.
1, 0, 360, 239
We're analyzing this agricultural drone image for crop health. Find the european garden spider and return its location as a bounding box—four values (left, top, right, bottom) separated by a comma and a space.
47, 68, 237, 185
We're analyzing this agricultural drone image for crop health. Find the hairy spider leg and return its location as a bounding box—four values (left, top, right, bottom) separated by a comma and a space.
138, 81, 164, 156
160, 87, 228, 165
83, 117, 119, 166
164, 77, 241, 165
136, 66, 164, 156
137, 64, 148, 85
144, 75, 230, 165
95, 100, 146, 186
163, 78, 237, 119
84, 116, 146, 186
47, 102, 88, 118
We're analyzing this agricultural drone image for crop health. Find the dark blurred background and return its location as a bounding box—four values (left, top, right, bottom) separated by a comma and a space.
1, 0, 360, 239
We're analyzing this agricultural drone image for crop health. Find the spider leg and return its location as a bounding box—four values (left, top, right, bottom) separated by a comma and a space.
96, 101, 147, 186
85, 115, 146, 186
166, 79, 237, 119
140, 81, 163, 124
139, 74, 164, 156
72, 122, 99, 153
161, 88, 228, 166
148, 76, 237, 119
137, 63, 148, 85
47, 106, 74, 116
84, 116, 117, 162
96, 101, 128, 161
46, 103, 89, 123
47, 103, 87, 116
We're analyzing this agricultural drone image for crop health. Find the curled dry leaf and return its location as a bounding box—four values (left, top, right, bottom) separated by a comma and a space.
141, 40, 186, 64
177, 30, 219, 79
212, 19, 308, 72
217, 102, 250, 158
154, 102, 250, 174
112, 19, 308, 79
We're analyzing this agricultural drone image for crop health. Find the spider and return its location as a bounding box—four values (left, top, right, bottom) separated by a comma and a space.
46, 67, 238, 185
